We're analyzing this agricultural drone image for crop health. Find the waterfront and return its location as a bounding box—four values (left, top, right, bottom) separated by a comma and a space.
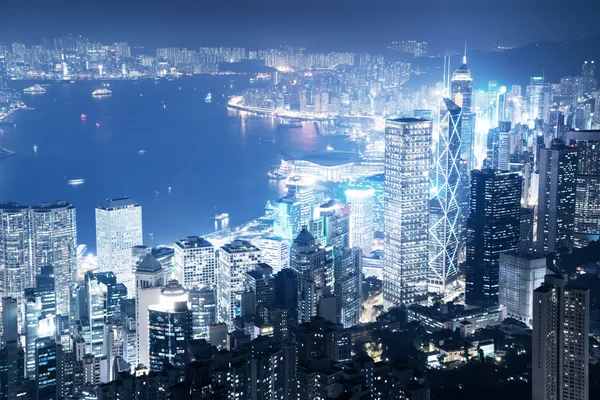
0, 77, 353, 251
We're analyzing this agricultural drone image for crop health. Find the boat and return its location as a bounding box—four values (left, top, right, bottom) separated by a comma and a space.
205, 93, 212, 103
23, 84, 46, 94
33, 145, 38, 153
68, 178, 85, 186
259, 138, 276, 144
95, 123, 101, 128
267, 169, 287, 180
80, 114, 87, 120
92, 88, 112, 97
213, 213, 229, 221
138, 150, 146, 155
0, 145, 15, 159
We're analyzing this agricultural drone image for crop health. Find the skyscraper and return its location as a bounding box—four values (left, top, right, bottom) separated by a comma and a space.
0, 203, 31, 333
465, 169, 521, 307
334, 247, 362, 328
345, 188, 375, 255
532, 274, 589, 400
429, 98, 462, 293
216, 240, 261, 326
96, 198, 143, 297
173, 236, 216, 289
383, 118, 431, 307
0, 55, 7, 91
580, 60, 596, 96
148, 280, 192, 372
566, 130, 600, 247
536, 139, 578, 253
31, 201, 77, 317
451, 52, 474, 170
251, 235, 289, 273
527, 76, 551, 122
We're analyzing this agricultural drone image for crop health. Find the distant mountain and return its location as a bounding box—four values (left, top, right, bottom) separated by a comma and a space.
405, 35, 600, 89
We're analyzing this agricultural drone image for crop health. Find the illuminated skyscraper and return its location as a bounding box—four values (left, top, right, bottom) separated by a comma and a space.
465, 169, 521, 307
345, 188, 375, 255
173, 236, 216, 289
566, 130, 600, 247
251, 235, 289, 273
580, 60, 596, 95
216, 240, 261, 326
429, 99, 462, 293
148, 280, 192, 372
383, 118, 432, 307
451, 51, 474, 169
0, 55, 7, 90
0, 203, 31, 333
532, 274, 589, 400
536, 139, 577, 253
31, 201, 77, 317
334, 247, 362, 328
526, 76, 551, 122
96, 198, 143, 297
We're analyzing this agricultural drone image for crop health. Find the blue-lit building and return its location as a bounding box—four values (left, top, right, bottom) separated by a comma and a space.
347, 173, 384, 234
35, 337, 62, 400
148, 280, 192, 372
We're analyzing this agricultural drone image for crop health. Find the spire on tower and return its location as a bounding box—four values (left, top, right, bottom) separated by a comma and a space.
463, 40, 467, 64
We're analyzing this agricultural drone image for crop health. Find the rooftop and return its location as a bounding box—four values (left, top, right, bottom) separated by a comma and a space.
97, 197, 140, 210
175, 236, 214, 249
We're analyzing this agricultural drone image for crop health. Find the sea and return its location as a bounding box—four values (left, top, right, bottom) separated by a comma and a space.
0, 77, 353, 251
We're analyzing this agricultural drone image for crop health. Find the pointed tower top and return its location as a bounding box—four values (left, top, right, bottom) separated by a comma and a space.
463, 40, 467, 65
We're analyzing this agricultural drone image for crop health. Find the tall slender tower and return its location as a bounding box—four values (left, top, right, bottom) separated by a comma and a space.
451, 48, 474, 169
31, 201, 77, 317
532, 274, 589, 400
383, 118, 432, 307
429, 98, 462, 293
536, 139, 578, 253
0, 203, 31, 333
465, 169, 521, 307
96, 198, 143, 297
566, 130, 600, 247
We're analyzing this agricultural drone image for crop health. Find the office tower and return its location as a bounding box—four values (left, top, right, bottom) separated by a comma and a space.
532, 274, 589, 400
0, 55, 7, 90
273, 197, 302, 240
134, 253, 165, 368
466, 170, 521, 307
451, 51, 474, 170
30, 202, 77, 319
290, 228, 331, 323
36, 338, 63, 400
383, 118, 432, 307
0, 203, 31, 333
580, 60, 596, 95
536, 139, 578, 253
1, 298, 18, 345
0, 341, 25, 400
251, 235, 289, 273
345, 188, 375, 255
216, 240, 261, 326
310, 200, 349, 253
347, 173, 384, 233
173, 236, 216, 289
519, 207, 535, 254
24, 266, 57, 377
566, 130, 600, 247
498, 252, 547, 327
527, 76, 551, 122
486, 122, 511, 170
96, 198, 143, 297
148, 280, 192, 372
429, 99, 462, 293
334, 247, 362, 328
286, 181, 318, 230
188, 287, 216, 339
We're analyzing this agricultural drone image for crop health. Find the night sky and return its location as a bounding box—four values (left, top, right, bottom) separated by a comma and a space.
1, 0, 600, 53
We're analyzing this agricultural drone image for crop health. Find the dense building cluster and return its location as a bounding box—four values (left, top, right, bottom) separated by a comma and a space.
0, 34, 599, 400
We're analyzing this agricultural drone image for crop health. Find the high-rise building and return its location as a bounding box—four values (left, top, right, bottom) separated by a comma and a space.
216, 240, 261, 326
536, 139, 578, 253
566, 130, 600, 247
290, 228, 331, 323
527, 76, 551, 122
345, 188, 375, 255
0, 341, 26, 400
31, 201, 77, 317
1, 298, 18, 346
96, 198, 143, 297
580, 60, 596, 95
498, 252, 547, 327
188, 287, 216, 340
173, 236, 216, 289
465, 169, 521, 307
334, 247, 362, 328
251, 235, 289, 273
532, 274, 589, 400
0, 55, 7, 90
383, 118, 432, 307
347, 173, 384, 233
451, 52, 474, 170
35, 338, 63, 400
148, 280, 192, 372
429, 98, 462, 293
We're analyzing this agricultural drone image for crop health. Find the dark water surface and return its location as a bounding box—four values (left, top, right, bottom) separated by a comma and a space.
0, 77, 349, 250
